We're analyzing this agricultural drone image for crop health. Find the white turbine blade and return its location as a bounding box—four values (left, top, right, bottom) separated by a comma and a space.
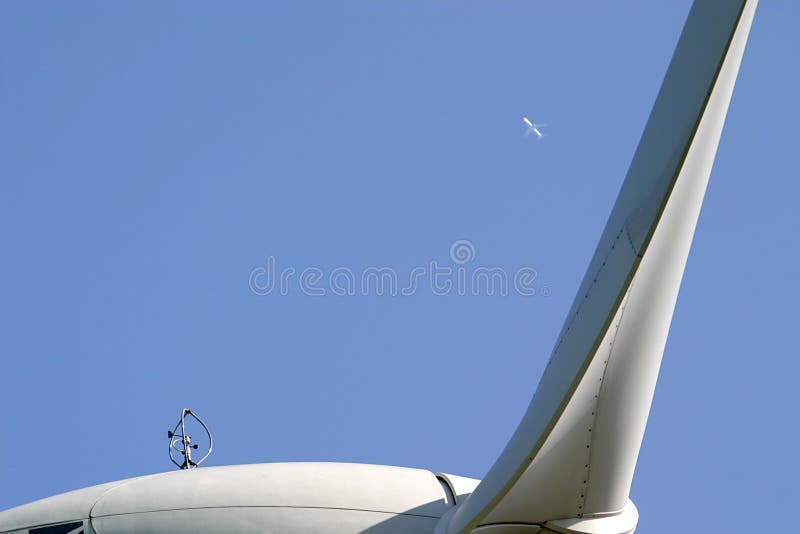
444, 1, 758, 533
523, 117, 533, 128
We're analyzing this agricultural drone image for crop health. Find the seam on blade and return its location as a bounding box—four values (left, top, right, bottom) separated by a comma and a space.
577, 288, 632, 517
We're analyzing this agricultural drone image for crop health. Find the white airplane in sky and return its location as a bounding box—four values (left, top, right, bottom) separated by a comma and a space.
523, 117, 546, 139
0, 1, 759, 533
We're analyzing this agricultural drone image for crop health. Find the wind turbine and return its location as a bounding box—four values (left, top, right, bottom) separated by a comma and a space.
0, 1, 759, 533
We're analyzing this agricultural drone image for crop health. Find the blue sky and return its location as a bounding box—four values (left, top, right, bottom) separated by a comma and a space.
1, 2, 798, 531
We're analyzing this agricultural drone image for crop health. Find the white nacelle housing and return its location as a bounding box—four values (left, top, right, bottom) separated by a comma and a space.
0, 463, 479, 534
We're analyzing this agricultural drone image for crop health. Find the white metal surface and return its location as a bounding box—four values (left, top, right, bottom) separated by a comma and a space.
544, 500, 637, 534
0, 478, 148, 533
90, 462, 447, 518
444, 1, 758, 532
0, 463, 476, 534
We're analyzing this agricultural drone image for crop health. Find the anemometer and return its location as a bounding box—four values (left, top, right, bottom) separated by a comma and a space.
167, 408, 213, 470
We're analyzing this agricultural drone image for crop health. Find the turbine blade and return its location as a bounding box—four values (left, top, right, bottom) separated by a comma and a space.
444, 2, 758, 533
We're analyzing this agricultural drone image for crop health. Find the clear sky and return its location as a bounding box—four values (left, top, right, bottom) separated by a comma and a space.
1, 2, 798, 532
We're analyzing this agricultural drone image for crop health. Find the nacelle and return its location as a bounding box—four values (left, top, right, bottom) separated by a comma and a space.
0, 463, 479, 534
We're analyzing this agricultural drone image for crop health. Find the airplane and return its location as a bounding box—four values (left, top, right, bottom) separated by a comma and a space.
523, 117, 546, 139
0, 1, 759, 533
